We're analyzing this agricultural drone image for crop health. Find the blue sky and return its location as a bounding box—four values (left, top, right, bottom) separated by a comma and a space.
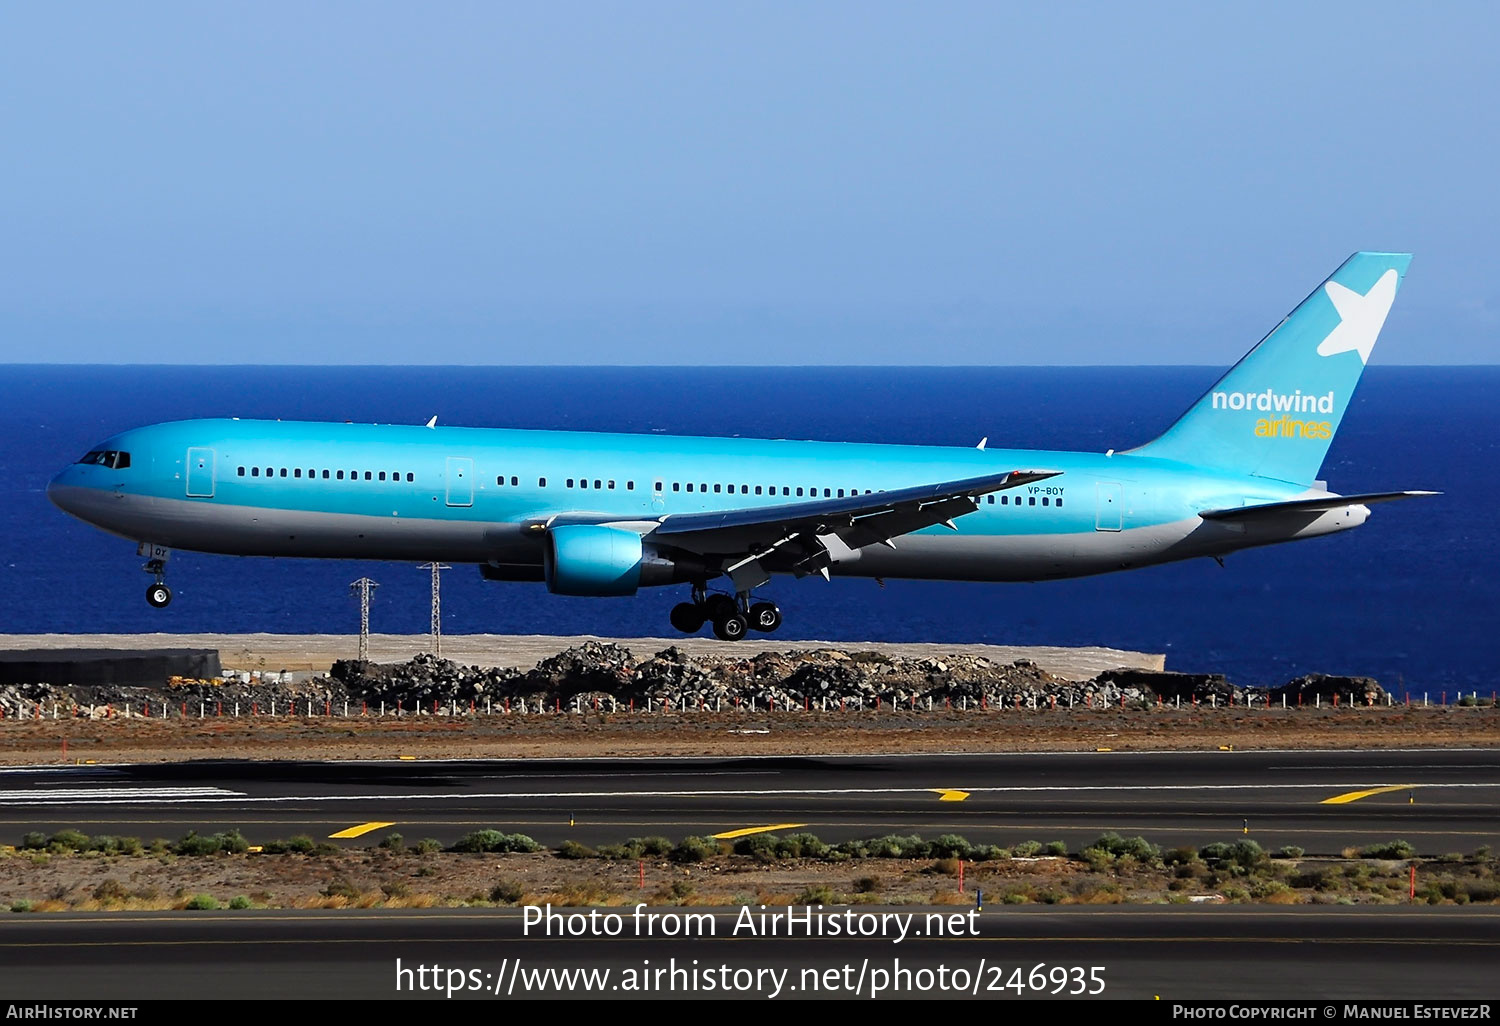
1, 2, 1494, 364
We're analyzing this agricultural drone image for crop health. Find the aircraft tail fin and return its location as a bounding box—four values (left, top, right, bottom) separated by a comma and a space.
1128, 252, 1412, 485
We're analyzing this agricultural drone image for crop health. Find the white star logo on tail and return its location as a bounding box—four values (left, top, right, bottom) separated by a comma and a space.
1317, 269, 1399, 364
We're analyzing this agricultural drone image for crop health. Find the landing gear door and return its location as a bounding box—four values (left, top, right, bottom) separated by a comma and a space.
186, 448, 215, 498
445, 456, 474, 507
1095, 481, 1123, 532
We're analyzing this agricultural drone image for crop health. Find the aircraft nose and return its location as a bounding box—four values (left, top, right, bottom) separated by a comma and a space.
47, 468, 85, 516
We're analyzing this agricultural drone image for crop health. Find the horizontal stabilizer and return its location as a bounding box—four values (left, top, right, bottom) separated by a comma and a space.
1200, 490, 1439, 522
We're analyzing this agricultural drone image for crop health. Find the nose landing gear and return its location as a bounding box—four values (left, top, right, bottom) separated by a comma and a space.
668, 584, 780, 640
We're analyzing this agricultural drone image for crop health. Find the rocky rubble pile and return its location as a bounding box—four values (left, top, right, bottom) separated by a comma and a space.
323, 642, 1394, 711
0, 642, 1398, 717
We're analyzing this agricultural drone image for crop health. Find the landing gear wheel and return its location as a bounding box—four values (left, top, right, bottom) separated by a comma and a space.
669, 602, 706, 634
704, 594, 738, 620
712, 612, 749, 641
748, 602, 782, 633
146, 583, 172, 608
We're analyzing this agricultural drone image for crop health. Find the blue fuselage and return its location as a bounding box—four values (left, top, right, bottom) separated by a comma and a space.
47, 418, 1358, 586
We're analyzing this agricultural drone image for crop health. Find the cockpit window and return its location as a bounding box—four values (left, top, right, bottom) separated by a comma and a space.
77, 450, 130, 469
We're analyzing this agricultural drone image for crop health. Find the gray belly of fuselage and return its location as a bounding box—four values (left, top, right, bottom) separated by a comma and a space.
55, 487, 1269, 583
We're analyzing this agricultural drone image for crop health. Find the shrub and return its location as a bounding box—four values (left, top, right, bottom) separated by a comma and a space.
19, 833, 46, 851
1360, 840, 1416, 860
555, 840, 596, 860
262, 835, 316, 855
1276, 846, 1306, 859
81, 834, 142, 856
1463, 881, 1500, 903
1086, 833, 1160, 861
777, 833, 830, 859
928, 834, 973, 859
1043, 841, 1069, 857
669, 836, 720, 863
1011, 840, 1043, 858
1288, 866, 1333, 889
183, 894, 220, 910
381, 881, 410, 899
795, 885, 835, 906
172, 830, 249, 856
92, 878, 130, 902
733, 834, 780, 861
853, 875, 882, 893
929, 858, 960, 877
866, 834, 929, 859
1164, 846, 1200, 867
10, 900, 32, 913
47, 830, 91, 853
379, 833, 405, 852
413, 838, 443, 855
321, 877, 361, 899
489, 880, 525, 904
968, 845, 1010, 862
635, 836, 675, 856
228, 896, 252, 909
452, 831, 542, 854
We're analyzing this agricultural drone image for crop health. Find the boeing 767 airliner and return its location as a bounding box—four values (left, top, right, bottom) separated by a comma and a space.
48, 252, 1435, 640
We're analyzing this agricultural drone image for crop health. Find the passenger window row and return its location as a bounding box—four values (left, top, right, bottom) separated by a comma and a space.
492, 474, 1061, 509
985, 493, 1061, 507
237, 466, 416, 483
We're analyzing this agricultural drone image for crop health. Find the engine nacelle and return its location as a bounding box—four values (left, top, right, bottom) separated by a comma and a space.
544, 525, 647, 596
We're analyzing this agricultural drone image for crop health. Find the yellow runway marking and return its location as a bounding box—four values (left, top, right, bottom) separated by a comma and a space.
711, 822, 808, 840
328, 821, 396, 839
1320, 785, 1418, 805
930, 789, 971, 802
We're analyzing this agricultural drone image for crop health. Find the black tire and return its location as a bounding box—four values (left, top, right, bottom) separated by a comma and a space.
669, 602, 706, 634
712, 612, 749, 641
749, 602, 782, 633
705, 594, 737, 620
146, 584, 172, 608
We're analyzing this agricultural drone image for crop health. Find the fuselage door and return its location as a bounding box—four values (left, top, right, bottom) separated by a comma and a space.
445, 456, 474, 507
186, 447, 215, 498
1095, 481, 1123, 532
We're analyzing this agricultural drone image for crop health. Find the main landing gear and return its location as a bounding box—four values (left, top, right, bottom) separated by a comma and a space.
142, 550, 172, 608
669, 584, 781, 641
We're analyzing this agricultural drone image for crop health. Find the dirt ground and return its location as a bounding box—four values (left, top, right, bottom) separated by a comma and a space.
0, 705, 1495, 765
3, 844, 1492, 912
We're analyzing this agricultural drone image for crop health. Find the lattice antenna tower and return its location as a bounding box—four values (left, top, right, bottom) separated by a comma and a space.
418, 563, 450, 656
348, 577, 379, 662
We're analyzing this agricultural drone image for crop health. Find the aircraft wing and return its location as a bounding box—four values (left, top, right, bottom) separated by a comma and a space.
650, 469, 1060, 587
1200, 490, 1439, 522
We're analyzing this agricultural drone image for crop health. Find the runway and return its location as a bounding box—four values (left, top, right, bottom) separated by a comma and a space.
0, 748, 1496, 853
0, 906, 1493, 999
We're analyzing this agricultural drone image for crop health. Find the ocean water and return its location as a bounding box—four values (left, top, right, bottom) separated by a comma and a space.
1, 365, 1493, 689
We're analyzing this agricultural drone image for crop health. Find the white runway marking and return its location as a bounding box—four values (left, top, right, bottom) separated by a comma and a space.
0, 787, 244, 804
0, 782, 1495, 806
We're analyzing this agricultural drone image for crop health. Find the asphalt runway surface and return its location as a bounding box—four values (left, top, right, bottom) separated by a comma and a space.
0, 906, 1493, 1000
0, 748, 1496, 854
